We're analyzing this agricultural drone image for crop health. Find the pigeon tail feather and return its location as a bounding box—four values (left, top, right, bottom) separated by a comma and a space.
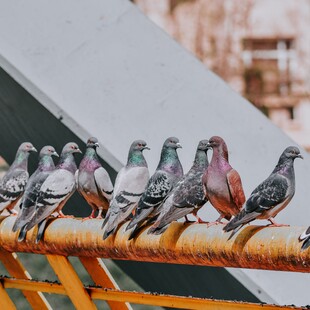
126, 207, 153, 231
12, 208, 36, 232
301, 239, 310, 251
35, 219, 47, 244
128, 223, 144, 240
102, 226, 117, 240
18, 226, 27, 242
227, 224, 245, 240
101, 213, 110, 229
223, 209, 258, 232
148, 224, 168, 235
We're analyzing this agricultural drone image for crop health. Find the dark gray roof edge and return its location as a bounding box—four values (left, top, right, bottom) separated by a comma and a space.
0, 52, 123, 172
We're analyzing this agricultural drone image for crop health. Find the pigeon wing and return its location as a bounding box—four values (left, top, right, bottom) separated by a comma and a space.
102, 166, 149, 232
26, 169, 75, 230
150, 193, 195, 234
139, 171, 171, 209
227, 169, 246, 209
0, 169, 28, 202
173, 172, 206, 208
94, 167, 113, 201
245, 173, 289, 214
126, 171, 171, 231
12, 171, 49, 231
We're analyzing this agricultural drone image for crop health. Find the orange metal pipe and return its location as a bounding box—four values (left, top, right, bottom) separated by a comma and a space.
0, 216, 309, 272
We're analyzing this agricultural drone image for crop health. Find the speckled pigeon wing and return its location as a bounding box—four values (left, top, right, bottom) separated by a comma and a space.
12, 170, 50, 231
226, 169, 246, 209
245, 173, 289, 214
155, 193, 195, 228
173, 172, 205, 208
126, 171, 172, 231
138, 171, 171, 210
94, 167, 113, 201
0, 169, 28, 210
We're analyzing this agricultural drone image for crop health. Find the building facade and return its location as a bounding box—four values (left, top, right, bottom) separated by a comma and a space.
135, 0, 310, 149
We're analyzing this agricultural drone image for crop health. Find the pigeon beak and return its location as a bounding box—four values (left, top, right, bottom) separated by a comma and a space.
297, 154, 303, 159
176, 143, 182, 149
143, 146, 150, 151
53, 151, 59, 157
31, 147, 38, 153
76, 148, 82, 154
95, 142, 100, 148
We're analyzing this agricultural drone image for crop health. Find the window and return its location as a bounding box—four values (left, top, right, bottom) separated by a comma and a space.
242, 38, 296, 105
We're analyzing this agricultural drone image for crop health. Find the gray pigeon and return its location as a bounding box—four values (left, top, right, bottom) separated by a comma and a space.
12, 146, 59, 241
299, 227, 310, 250
224, 146, 303, 238
23, 142, 81, 242
76, 137, 113, 219
202, 136, 246, 226
0, 142, 37, 214
148, 139, 210, 235
126, 137, 183, 240
102, 140, 150, 240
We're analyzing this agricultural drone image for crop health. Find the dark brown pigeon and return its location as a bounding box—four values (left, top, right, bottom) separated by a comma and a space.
224, 146, 303, 238
76, 137, 113, 220
202, 136, 245, 226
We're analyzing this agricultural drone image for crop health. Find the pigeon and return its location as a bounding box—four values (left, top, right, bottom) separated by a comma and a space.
148, 139, 210, 235
76, 137, 113, 220
202, 136, 245, 226
12, 146, 59, 241
224, 146, 303, 238
126, 137, 183, 240
0, 142, 37, 215
22, 142, 82, 243
299, 227, 310, 250
101, 140, 150, 240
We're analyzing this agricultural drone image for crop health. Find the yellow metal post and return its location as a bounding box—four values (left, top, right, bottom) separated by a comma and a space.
46, 254, 96, 310
80, 257, 132, 310
0, 281, 16, 310
0, 250, 51, 309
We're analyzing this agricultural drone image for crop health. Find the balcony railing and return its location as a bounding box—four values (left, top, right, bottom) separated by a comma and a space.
0, 216, 308, 309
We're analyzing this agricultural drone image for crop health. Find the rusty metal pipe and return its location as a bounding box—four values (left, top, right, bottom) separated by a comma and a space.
0, 216, 309, 272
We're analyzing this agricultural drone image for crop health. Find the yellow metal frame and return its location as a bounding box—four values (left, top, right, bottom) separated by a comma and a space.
0, 216, 308, 309
1, 277, 300, 310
